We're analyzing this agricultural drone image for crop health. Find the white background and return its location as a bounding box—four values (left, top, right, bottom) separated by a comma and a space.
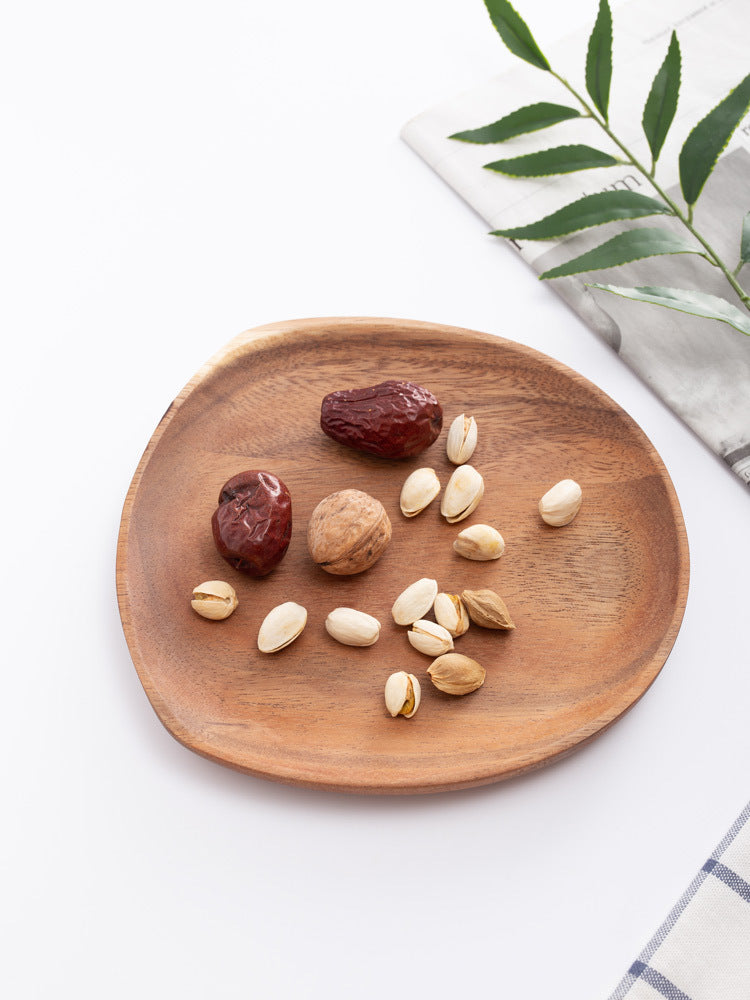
2, 1, 749, 997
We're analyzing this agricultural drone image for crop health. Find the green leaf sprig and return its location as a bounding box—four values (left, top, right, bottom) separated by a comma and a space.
452, 0, 750, 334
585, 0, 613, 122
642, 31, 680, 171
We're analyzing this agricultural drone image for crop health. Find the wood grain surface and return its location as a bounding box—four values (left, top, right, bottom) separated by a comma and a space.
116, 317, 689, 794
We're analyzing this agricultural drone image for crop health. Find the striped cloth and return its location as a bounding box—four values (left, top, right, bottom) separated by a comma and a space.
608, 802, 750, 999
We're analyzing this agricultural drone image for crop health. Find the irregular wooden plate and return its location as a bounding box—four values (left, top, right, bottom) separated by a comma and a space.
116, 317, 689, 794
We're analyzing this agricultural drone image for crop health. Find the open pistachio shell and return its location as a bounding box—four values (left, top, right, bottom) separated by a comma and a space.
446, 413, 478, 465
391, 578, 438, 626
399, 467, 441, 517
440, 464, 484, 523
407, 619, 454, 657
257, 601, 308, 653
384, 671, 421, 718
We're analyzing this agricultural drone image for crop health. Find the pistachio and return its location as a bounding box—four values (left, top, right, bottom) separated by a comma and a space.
399, 467, 441, 517
391, 577, 438, 625
446, 413, 478, 465
407, 619, 454, 657
384, 671, 421, 718
325, 607, 381, 647
461, 589, 515, 630
257, 601, 308, 653
190, 580, 239, 620
433, 592, 470, 637
427, 653, 485, 696
453, 524, 505, 561
440, 464, 484, 523
539, 479, 582, 526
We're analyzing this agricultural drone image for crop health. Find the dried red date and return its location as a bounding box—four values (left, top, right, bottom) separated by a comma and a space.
320, 380, 443, 458
211, 471, 292, 577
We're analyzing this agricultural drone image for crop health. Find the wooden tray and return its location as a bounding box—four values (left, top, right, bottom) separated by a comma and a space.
116, 317, 689, 794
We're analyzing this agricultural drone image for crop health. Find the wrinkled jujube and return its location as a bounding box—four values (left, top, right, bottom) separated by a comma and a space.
320, 380, 443, 459
212, 470, 292, 577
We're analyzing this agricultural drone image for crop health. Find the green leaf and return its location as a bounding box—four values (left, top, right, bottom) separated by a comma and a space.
483, 0, 550, 71
490, 191, 672, 240
585, 0, 613, 121
484, 144, 619, 177
642, 31, 681, 166
740, 211, 750, 268
449, 103, 581, 144
589, 284, 750, 336
679, 72, 750, 206
539, 227, 707, 279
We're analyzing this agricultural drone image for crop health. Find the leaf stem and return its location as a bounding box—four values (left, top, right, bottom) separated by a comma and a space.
552, 71, 750, 308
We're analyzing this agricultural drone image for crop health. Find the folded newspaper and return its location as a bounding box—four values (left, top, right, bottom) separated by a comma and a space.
402, 0, 750, 485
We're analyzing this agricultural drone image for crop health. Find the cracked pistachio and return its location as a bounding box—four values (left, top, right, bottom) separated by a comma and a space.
446, 413, 478, 465
453, 524, 505, 561
391, 578, 438, 626
257, 601, 307, 653
407, 619, 454, 657
434, 592, 470, 637
539, 479, 582, 526
399, 467, 441, 517
440, 464, 484, 523
384, 671, 421, 718
190, 580, 238, 620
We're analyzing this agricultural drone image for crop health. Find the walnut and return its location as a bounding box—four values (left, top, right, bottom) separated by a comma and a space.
307, 489, 391, 575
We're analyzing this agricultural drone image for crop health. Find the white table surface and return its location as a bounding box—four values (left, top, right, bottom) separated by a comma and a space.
3, 1, 749, 997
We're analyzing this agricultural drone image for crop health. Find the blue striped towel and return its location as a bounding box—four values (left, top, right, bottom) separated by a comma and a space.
608, 802, 750, 999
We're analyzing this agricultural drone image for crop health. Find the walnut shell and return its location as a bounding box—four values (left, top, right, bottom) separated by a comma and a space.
307, 489, 392, 575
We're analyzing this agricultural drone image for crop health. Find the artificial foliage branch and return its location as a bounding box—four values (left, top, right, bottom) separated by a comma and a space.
450, 0, 750, 336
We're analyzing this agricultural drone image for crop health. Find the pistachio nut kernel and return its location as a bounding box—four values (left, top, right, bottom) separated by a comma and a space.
325, 607, 381, 647
433, 592, 470, 637
440, 464, 484, 523
446, 413, 478, 465
391, 577, 438, 626
399, 467, 441, 518
539, 479, 582, 526
461, 589, 515, 630
407, 619, 454, 657
257, 601, 308, 653
453, 523, 505, 561
427, 653, 485, 696
384, 671, 421, 718
190, 580, 239, 620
